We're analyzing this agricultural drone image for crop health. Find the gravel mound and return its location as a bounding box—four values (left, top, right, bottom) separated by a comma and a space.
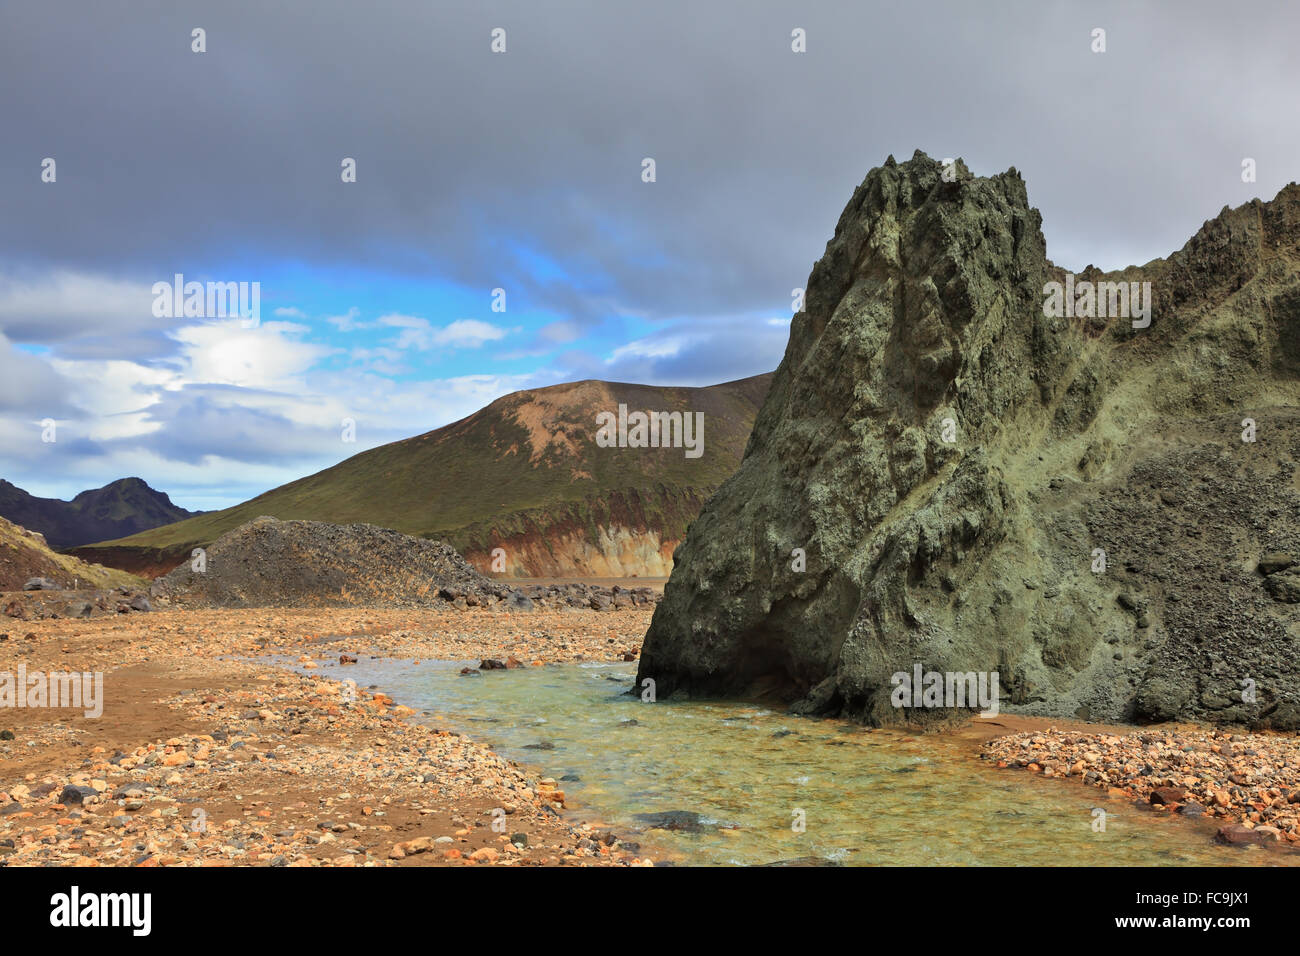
155, 516, 513, 609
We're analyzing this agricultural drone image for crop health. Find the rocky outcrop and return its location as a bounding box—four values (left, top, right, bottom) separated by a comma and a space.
4, 583, 157, 621
0, 515, 144, 593
483, 522, 674, 578
638, 151, 1300, 730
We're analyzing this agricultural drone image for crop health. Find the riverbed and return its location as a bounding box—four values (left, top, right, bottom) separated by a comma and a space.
315, 656, 1294, 866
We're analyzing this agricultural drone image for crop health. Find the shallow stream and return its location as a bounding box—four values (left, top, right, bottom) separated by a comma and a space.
311, 657, 1293, 866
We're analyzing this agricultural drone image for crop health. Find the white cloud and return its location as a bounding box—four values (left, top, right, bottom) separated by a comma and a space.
560, 315, 787, 387
171, 319, 337, 389
46, 356, 174, 440
433, 319, 509, 348
326, 307, 369, 331
538, 319, 582, 344
376, 313, 424, 330
378, 314, 509, 350
607, 334, 688, 363
1, 290, 559, 509
348, 345, 408, 376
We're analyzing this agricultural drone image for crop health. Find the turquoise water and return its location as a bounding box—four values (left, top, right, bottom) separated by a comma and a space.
305, 657, 1296, 867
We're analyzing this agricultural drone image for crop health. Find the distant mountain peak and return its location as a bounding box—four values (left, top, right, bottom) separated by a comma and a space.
0, 477, 203, 550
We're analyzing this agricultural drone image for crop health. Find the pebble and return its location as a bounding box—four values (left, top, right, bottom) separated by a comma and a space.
984, 728, 1300, 846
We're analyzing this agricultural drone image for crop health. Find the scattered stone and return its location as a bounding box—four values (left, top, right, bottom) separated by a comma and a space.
1149, 787, 1186, 805
0, 601, 656, 868
1216, 824, 1281, 846
1259, 552, 1294, 575
58, 784, 97, 806
634, 810, 706, 833
1264, 573, 1300, 604
506, 592, 535, 612
986, 728, 1300, 848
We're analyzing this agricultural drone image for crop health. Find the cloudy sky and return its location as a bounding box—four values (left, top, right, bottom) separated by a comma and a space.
2, 0, 1296, 509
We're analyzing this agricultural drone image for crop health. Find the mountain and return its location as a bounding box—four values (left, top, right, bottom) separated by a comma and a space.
638, 151, 1300, 730
0, 477, 204, 550
73, 374, 773, 578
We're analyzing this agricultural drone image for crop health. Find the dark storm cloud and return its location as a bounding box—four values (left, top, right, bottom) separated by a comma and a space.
2, 0, 1297, 330
0, 336, 72, 414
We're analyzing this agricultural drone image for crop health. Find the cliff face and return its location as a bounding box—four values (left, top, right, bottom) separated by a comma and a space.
471, 523, 674, 578
446, 486, 707, 577
638, 151, 1300, 730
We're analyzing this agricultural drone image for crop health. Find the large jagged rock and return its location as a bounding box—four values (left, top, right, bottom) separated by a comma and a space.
638, 150, 1300, 730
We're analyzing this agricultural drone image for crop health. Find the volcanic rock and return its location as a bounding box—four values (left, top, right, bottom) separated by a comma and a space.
638, 151, 1300, 730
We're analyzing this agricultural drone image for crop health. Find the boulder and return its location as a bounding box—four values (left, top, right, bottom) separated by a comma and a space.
1216, 824, 1282, 846
505, 591, 535, 611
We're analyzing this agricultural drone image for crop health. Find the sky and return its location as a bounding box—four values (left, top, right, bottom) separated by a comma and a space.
1, 0, 1297, 510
